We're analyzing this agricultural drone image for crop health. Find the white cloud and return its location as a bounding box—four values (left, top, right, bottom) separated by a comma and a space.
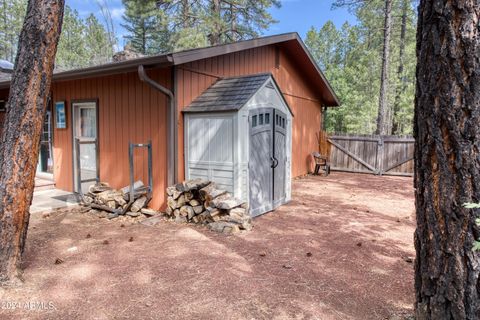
110, 7, 125, 19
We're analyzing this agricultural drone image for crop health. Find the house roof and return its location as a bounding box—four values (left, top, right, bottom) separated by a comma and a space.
183, 73, 271, 113
0, 72, 11, 82
0, 33, 340, 106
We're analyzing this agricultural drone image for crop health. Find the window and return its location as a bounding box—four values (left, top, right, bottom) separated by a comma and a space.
265, 113, 270, 124
282, 118, 286, 128
259, 113, 264, 125
79, 107, 97, 138
252, 115, 257, 127
276, 114, 279, 125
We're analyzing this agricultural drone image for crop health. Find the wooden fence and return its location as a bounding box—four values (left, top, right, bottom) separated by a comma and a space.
326, 133, 414, 176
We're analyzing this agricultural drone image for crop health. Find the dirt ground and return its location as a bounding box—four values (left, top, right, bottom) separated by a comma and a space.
0, 172, 415, 320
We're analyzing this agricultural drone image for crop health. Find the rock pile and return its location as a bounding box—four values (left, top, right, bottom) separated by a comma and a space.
112, 44, 144, 62
165, 179, 252, 233
81, 181, 159, 219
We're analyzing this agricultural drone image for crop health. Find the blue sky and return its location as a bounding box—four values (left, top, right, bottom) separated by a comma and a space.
67, 0, 355, 49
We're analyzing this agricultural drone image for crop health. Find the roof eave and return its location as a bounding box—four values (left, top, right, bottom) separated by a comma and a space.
0, 54, 173, 89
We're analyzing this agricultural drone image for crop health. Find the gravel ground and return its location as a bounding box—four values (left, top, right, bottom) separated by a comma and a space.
0, 172, 415, 320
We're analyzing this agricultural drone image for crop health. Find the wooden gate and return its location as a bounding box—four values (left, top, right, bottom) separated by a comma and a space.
327, 134, 414, 176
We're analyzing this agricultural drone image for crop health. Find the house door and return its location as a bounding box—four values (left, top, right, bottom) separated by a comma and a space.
37, 107, 54, 177
249, 108, 287, 217
72, 102, 98, 193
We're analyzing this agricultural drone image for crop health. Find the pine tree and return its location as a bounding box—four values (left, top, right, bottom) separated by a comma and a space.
150, 0, 281, 50
55, 6, 88, 70
0, 0, 27, 62
391, 0, 416, 135
121, 0, 168, 55
56, 6, 115, 69
203, 0, 281, 46
0, 1, 116, 70
85, 14, 115, 65
310, 0, 416, 135
375, 0, 392, 135
159, 0, 206, 51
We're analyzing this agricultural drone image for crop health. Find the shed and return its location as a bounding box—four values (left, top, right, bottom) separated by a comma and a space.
183, 73, 293, 216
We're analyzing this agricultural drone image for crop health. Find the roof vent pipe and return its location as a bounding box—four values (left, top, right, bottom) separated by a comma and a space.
138, 65, 177, 187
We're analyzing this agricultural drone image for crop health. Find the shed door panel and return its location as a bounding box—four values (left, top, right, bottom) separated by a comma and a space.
249, 109, 274, 217
273, 110, 287, 208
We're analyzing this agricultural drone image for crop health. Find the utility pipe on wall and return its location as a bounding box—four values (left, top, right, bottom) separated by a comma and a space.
138, 65, 177, 187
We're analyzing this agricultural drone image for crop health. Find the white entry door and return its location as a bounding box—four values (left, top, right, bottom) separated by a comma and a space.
73, 102, 98, 193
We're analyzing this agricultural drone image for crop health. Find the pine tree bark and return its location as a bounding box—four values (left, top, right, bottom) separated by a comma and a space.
0, 0, 64, 284
208, 0, 221, 46
414, 0, 480, 318
391, 0, 408, 135
181, 0, 190, 28
375, 0, 393, 135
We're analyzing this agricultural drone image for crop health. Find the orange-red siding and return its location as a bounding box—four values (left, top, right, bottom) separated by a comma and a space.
51, 69, 171, 209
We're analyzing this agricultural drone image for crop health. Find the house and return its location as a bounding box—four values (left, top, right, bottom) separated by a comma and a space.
0, 32, 340, 215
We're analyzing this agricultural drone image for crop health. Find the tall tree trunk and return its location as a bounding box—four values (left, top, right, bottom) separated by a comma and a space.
375, 0, 393, 135
229, 3, 236, 41
0, 0, 64, 284
208, 0, 221, 46
414, 0, 480, 318
392, 0, 408, 135
181, 0, 190, 28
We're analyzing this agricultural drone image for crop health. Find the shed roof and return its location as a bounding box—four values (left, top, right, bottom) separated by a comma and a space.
183, 74, 271, 113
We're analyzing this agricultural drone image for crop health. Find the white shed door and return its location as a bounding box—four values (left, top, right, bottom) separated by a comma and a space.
249, 108, 288, 217
273, 110, 287, 208
249, 109, 274, 216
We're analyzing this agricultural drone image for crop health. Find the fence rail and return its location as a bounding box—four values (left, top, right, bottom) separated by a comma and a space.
327, 133, 414, 176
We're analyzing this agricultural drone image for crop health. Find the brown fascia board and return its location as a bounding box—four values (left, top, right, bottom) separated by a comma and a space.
0, 54, 173, 89
169, 32, 298, 65
52, 54, 173, 81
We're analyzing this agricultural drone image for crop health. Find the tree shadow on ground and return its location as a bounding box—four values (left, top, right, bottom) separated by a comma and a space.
1, 173, 415, 320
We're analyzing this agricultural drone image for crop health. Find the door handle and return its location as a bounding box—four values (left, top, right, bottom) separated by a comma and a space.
272, 156, 279, 169
270, 156, 276, 168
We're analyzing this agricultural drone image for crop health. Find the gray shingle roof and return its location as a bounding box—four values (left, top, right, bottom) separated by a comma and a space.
183, 73, 271, 113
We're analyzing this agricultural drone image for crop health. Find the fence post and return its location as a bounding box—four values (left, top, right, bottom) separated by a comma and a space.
377, 136, 384, 175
